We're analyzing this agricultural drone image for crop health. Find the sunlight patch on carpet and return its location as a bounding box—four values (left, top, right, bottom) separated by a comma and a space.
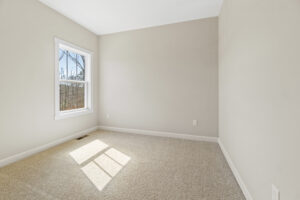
94, 154, 122, 177
105, 148, 131, 166
70, 140, 131, 191
81, 162, 112, 191
69, 140, 108, 164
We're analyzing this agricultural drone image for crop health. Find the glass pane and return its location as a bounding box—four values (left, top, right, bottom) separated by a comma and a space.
63, 51, 85, 81
67, 51, 77, 80
59, 82, 85, 111
77, 55, 85, 81
59, 49, 67, 79
59, 48, 86, 81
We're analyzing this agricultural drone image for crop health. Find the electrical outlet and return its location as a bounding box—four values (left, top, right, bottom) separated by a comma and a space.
192, 120, 197, 127
106, 114, 110, 119
272, 185, 280, 200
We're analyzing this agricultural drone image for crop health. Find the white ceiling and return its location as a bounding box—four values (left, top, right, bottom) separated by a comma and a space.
39, 0, 223, 35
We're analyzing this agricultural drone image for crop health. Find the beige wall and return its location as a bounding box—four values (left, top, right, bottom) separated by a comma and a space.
0, 0, 98, 160
99, 18, 218, 137
219, 0, 300, 199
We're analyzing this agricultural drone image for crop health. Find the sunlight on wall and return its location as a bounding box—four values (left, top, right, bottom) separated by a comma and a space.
69, 140, 131, 191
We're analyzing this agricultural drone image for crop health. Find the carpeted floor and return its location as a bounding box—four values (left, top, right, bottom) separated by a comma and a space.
0, 130, 245, 200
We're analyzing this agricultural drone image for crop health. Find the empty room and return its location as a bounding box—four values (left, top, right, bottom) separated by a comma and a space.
0, 0, 299, 199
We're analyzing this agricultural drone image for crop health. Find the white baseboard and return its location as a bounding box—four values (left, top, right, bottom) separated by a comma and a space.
0, 126, 98, 168
98, 125, 218, 143
218, 139, 253, 200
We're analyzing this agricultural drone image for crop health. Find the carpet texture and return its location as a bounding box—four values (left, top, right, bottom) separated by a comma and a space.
0, 130, 245, 200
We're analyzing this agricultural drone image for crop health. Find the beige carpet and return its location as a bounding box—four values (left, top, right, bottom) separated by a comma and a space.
0, 130, 245, 200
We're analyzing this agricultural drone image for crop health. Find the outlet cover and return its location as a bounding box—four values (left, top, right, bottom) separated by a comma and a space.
272, 185, 280, 200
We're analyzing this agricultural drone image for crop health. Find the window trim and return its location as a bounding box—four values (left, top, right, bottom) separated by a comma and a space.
54, 38, 93, 120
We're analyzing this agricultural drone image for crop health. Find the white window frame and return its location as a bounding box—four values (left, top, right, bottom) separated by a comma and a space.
54, 38, 93, 120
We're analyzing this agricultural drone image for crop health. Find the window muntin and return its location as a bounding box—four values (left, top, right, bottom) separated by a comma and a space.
55, 38, 92, 119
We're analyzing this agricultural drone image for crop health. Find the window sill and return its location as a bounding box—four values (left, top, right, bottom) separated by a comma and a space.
55, 108, 93, 120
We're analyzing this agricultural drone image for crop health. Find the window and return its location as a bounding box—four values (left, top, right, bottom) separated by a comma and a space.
55, 38, 92, 120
